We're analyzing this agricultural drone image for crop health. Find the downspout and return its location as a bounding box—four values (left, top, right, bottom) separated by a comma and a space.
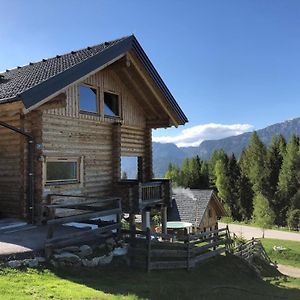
0, 121, 35, 224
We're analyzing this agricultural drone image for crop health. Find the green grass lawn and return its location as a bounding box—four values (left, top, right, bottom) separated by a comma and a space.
0, 255, 299, 300
260, 238, 300, 268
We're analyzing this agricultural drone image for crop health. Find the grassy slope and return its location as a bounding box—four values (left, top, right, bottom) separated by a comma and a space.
260, 238, 300, 268
0, 255, 300, 300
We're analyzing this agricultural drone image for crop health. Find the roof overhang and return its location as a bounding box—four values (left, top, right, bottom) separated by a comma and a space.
5, 36, 187, 126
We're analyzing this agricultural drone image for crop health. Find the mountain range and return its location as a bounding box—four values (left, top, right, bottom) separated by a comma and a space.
152, 117, 300, 177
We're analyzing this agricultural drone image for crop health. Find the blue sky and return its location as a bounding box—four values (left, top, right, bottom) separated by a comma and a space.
1, 1, 300, 146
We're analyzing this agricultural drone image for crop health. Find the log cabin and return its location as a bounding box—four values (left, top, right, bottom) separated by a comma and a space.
168, 188, 227, 232
0, 35, 188, 232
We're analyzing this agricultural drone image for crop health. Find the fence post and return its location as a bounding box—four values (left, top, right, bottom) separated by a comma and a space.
146, 227, 151, 273
225, 225, 230, 253
187, 234, 191, 271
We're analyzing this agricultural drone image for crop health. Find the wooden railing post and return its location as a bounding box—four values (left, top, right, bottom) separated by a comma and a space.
146, 227, 151, 272
138, 182, 143, 206
187, 234, 191, 271
161, 206, 167, 235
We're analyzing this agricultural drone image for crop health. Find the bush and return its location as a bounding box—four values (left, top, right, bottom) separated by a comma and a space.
286, 209, 300, 231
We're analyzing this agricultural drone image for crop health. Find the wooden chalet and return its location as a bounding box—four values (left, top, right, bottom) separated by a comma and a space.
0, 35, 187, 234
168, 188, 227, 232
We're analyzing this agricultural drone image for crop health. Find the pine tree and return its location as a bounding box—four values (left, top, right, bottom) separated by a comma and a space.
200, 160, 210, 188
215, 158, 231, 214
164, 163, 180, 186
209, 149, 228, 188
181, 158, 192, 188
252, 193, 275, 237
239, 132, 267, 195
228, 154, 242, 220
277, 135, 300, 225
265, 135, 286, 223
238, 173, 254, 220
189, 156, 202, 188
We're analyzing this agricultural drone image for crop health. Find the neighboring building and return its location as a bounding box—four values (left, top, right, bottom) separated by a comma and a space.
0, 35, 187, 227
168, 188, 227, 232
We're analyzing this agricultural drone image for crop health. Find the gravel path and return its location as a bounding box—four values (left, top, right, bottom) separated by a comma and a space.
277, 264, 300, 278
219, 222, 300, 241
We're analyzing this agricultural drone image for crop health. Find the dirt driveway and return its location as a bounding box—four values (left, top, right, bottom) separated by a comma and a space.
219, 222, 300, 242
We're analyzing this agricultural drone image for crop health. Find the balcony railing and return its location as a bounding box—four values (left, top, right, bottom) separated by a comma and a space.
115, 179, 172, 213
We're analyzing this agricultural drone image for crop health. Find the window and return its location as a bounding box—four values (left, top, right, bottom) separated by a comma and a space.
104, 92, 119, 117
121, 156, 139, 180
79, 85, 98, 113
46, 158, 80, 184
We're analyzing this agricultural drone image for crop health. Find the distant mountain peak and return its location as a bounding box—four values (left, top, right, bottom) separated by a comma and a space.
152, 117, 300, 177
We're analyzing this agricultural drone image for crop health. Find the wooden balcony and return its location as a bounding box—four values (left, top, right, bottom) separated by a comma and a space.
115, 179, 172, 213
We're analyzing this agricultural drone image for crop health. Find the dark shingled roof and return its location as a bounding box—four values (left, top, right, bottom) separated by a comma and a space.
168, 188, 223, 226
0, 37, 126, 103
0, 35, 188, 124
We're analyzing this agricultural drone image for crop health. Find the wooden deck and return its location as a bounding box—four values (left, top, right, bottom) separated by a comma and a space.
115, 179, 171, 213
44, 194, 122, 257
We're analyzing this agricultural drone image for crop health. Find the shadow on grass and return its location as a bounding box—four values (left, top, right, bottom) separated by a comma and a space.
49, 255, 300, 300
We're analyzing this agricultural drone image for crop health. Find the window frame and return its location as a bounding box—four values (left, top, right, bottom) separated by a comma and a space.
44, 156, 83, 186
79, 84, 99, 115
103, 90, 121, 119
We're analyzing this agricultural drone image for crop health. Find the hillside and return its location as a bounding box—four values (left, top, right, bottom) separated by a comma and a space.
152, 117, 300, 177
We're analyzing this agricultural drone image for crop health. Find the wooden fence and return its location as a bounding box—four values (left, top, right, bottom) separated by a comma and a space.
232, 238, 274, 265
44, 194, 122, 258
123, 227, 231, 272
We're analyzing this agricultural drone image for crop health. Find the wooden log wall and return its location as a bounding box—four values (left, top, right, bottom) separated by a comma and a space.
0, 110, 24, 217
199, 201, 219, 231
38, 67, 152, 216
0, 66, 155, 221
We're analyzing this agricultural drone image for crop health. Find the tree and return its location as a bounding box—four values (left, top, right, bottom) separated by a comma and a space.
239, 132, 267, 195
238, 172, 254, 220
265, 135, 286, 224
200, 160, 210, 188
265, 135, 286, 200
277, 135, 300, 225
209, 149, 228, 188
215, 158, 231, 214
164, 163, 180, 186
252, 193, 275, 238
286, 209, 300, 231
227, 154, 242, 220
189, 156, 202, 189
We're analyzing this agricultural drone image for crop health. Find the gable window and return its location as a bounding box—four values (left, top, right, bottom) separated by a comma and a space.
45, 158, 81, 184
104, 92, 119, 117
79, 85, 98, 113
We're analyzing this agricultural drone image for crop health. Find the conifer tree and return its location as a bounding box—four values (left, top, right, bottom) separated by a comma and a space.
239, 132, 267, 195
200, 160, 210, 188
215, 158, 231, 214
164, 163, 180, 186
277, 135, 300, 224
265, 135, 286, 222
238, 173, 254, 220
228, 154, 242, 220
252, 193, 275, 237
209, 149, 228, 188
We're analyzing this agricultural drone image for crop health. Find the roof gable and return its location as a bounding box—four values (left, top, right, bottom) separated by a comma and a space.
0, 35, 187, 125
168, 188, 226, 226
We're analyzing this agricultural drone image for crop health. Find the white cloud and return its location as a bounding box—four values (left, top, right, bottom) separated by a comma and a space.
153, 123, 254, 147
